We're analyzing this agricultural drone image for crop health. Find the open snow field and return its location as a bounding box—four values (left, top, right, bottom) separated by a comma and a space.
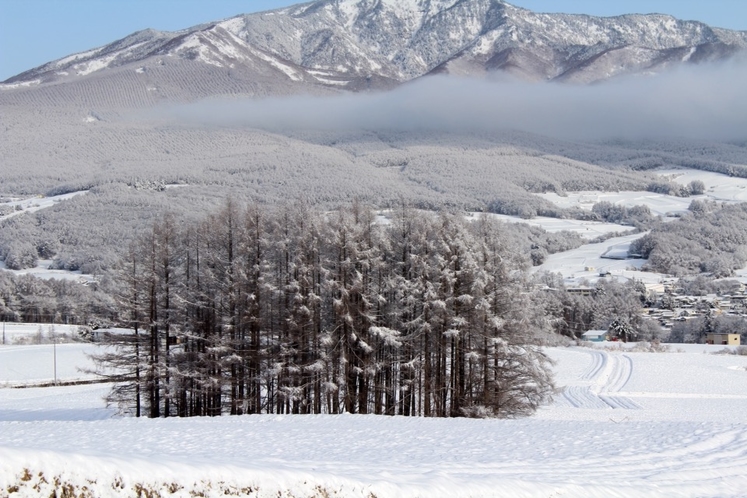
0, 258, 96, 283
657, 169, 747, 204
468, 213, 635, 240
527, 167, 747, 286
532, 231, 669, 288
0, 191, 87, 223
538, 168, 747, 217
1, 341, 746, 497
0, 343, 98, 387
537, 190, 693, 218
0, 323, 80, 346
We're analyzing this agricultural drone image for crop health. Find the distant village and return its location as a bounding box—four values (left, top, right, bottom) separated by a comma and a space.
566, 272, 745, 346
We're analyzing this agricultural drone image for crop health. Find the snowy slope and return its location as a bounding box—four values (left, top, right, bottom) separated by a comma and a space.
1, 343, 746, 497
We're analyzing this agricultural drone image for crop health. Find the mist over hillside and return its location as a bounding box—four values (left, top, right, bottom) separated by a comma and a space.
163, 62, 747, 141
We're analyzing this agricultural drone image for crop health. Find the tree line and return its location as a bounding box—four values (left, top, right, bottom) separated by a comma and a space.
0, 271, 113, 325
96, 201, 555, 419
631, 201, 747, 277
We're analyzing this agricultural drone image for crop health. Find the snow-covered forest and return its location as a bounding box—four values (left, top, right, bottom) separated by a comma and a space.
96, 201, 555, 419
632, 201, 747, 277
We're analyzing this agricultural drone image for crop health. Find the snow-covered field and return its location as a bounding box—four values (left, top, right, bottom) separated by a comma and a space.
0, 258, 96, 283
538, 168, 747, 217
0, 343, 97, 387
0, 323, 80, 346
468, 212, 634, 240
537, 190, 693, 218
528, 168, 747, 286
0, 191, 87, 222
657, 169, 747, 204
532, 232, 669, 288
1, 341, 746, 497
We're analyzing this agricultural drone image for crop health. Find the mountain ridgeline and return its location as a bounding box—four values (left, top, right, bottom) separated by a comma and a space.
3, 0, 747, 103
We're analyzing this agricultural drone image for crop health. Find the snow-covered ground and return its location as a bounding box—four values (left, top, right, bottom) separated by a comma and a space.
0, 323, 80, 346
0, 191, 87, 222
657, 168, 747, 204
0, 343, 97, 387
0, 258, 95, 282
537, 168, 747, 217
1, 342, 746, 497
532, 232, 668, 288
467, 212, 635, 240
537, 190, 693, 218
528, 168, 747, 286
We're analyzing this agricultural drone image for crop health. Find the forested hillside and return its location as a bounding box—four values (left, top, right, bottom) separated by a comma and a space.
632, 201, 747, 277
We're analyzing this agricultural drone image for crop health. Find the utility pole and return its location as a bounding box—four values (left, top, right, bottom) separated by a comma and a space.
52, 323, 58, 385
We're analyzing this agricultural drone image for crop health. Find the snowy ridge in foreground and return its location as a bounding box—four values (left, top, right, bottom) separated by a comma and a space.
1, 344, 746, 496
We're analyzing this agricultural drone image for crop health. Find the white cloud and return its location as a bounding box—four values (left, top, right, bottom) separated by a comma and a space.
161, 61, 747, 141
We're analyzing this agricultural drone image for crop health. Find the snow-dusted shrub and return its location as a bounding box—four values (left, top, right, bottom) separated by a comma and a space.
3, 241, 38, 270
712, 347, 735, 356
630, 341, 670, 353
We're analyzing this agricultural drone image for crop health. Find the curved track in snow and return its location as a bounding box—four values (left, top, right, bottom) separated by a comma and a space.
561, 349, 641, 410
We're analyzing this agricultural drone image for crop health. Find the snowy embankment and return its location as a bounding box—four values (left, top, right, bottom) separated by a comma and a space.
1, 343, 746, 497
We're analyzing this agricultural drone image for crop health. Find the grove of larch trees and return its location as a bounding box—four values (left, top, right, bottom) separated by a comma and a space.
95, 201, 555, 419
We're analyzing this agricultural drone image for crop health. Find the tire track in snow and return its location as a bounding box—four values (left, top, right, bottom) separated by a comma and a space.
598, 353, 641, 409
579, 350, 606, 381
561, 349, 640, 410
450, 426, 747, 494
561, 386, 610, 409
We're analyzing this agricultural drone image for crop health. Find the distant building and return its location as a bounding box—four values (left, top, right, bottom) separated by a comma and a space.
582, 330, 608, 342
567, 287, 594, 297
706, 333, 741, 346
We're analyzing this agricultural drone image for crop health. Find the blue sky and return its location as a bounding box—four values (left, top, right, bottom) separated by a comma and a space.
1, 0, 746, 81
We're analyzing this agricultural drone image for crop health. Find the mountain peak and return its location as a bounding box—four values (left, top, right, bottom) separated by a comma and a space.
3, 0, 746, 93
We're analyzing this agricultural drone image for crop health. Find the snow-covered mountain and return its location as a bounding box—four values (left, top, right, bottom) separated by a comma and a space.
3, 0, 747, 98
